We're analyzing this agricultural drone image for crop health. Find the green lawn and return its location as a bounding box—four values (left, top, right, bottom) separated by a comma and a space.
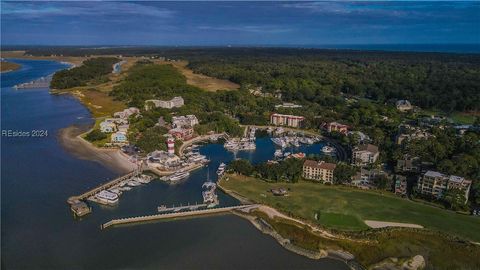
221, 174, 480, 242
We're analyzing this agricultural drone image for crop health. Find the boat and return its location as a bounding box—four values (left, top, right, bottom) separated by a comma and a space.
108, 188, 122, 195
157, 205, 167, 212
271, 137, 287, 148
274, 149, 283, 158
120, 186, 132, 191
168, 171, 190, 182
216, 163, 227, 175
95, 190, 119, 204
322, 145, 336, 154
291, 139, 301, 147
127, 180, 142, 187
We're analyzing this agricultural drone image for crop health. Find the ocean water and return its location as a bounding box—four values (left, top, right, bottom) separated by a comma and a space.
1, 59, 348, 270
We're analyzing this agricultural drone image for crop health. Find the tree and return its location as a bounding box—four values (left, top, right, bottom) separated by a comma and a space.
333, 163, 357, 184
443, 188, 468, 211
85, 129, 107, 142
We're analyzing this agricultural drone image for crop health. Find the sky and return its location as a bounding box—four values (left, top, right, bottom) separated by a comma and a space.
1, 1, 479, 46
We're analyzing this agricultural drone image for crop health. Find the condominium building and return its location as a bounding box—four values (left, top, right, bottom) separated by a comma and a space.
145, 96, 184, 110
352, 144, 379, 166
270, 113, 304, 128
417, 171, 471, 203
172, 115, 199, 128
326, 122, 349, 134
302, 160, 336, 184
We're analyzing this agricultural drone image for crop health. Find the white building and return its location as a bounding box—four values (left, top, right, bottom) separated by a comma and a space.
270, 113, 304, 128
114, 107, 140, 119
147, 150, 181, 169
275, 102, 303, 109
145, 96, 184, 110
100, 121, 116, 133
172, 115, 199, 128
117, 124, 129, 133
417, 171, 471, 203
396, 100, 412, 112
352, 144, 379, 166
111, 131, 128, 144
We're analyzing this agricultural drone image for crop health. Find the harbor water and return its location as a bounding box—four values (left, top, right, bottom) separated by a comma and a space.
1, 59, 348, 270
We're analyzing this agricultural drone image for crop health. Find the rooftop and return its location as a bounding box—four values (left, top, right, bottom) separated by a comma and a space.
303, 160, 336, 170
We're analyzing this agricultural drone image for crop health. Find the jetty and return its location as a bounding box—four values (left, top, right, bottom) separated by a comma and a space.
67, 170, 138, 215
101, 204, 256, 229
157, 203, 208, 213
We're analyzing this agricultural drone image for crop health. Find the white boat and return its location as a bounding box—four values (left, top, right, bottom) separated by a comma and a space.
120, 186, 132, 191
127, 180, 142, 187
274, 149, 283, 158
322, 145, 336, 154
95, 190, 119, 204
271, 137, 287, 148
108, 188, 122, 195
169, 171, 190, 182
216, 163, 227, 175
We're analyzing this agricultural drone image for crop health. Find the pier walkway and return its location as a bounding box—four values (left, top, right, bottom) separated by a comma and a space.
67, 170, 137, 205
157, 203, 209, 213
101, 204, 257, 229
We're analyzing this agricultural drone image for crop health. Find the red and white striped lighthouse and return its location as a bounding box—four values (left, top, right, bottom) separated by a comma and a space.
167, 137, 175, 155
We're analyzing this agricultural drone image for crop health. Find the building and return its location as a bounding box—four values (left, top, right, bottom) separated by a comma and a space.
417, 171, 471, 203
117, 124, 129, 133
396, 100, 412, 112
147, 150, 181, 170
351, 168, 387, 189
270, 113, 304, 128
394, 175, 408, 196
100, 121, 116, 133
172, 115, 199, 128
302, 160, 336, 184
326, 122, 349, 134
274, 102, 303, 109
168, 127, 194, 141
145, 96, 184, 110
352, 144, 379, 166
395, 156, 420, 173
166, 137, 175, 155
113, 107, 140, 119
111, 131, 128, 144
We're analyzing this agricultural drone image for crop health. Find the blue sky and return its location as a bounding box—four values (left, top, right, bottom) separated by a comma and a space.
1, 1, 479, 45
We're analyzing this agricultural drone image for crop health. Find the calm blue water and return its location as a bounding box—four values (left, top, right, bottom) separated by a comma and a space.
1, 59, 347, 270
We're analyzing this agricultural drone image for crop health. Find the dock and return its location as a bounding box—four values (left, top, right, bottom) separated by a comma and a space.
101, 204, 256, 229
14, 75, 52, 89
157, 203, 209, 213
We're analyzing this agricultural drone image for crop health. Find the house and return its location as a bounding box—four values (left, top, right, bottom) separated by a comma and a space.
347, 131, 370, 143
395, 156, 420, 173
168, 127, 194, 141
302, 160, 336, 184
326, 122, 349, 134
270, 113, 304, 128
396, 100, 412, 112
111, 131, 128, 144
100, 121, 116, 133
351, 168, 389, 189
147, 150, 181, 170
144, 96, 184, 110
113, 107, 139, 119
417, 171, 471, 203
172, 115, 199, 128
352, 144, 379, 166
117, 124, 129, 133
394, 175, 408, 196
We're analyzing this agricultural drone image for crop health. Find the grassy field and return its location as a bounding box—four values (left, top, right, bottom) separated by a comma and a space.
167, 60, 239, 91
221, 174, 480, 242
1, 61, 21, 72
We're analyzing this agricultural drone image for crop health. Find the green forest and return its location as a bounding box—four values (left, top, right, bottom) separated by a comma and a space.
51, 57, 119, 89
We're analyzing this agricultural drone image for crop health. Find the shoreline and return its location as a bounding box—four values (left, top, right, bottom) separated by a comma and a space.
58, 125, 136, 174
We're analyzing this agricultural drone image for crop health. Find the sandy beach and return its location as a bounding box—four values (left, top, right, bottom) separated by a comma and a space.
58, 125, 136, 174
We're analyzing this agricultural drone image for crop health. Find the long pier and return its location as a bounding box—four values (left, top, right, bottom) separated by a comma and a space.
14, 74, 52, 89
101, 204, 256, 229
157, 203, 209, 213
67, 170, 137, 205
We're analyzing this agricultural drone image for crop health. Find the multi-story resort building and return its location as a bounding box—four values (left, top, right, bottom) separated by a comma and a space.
111, 131, 128, 144
302, 160, 336, 184
352, 144, 379, 166
168, 127, 194, 141
417, 170, 472, 203
270, 113, 304, 128
326, 122, 349, 134
172, 115, 199, 128
144, 96, 184, 110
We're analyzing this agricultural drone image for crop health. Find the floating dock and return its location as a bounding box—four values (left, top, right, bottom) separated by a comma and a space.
14, 75, 52, 89
101, 205, 256, 229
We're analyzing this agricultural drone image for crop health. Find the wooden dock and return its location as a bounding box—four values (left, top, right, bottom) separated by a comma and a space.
67, 170, 137, 207
101, 204, 256, 229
